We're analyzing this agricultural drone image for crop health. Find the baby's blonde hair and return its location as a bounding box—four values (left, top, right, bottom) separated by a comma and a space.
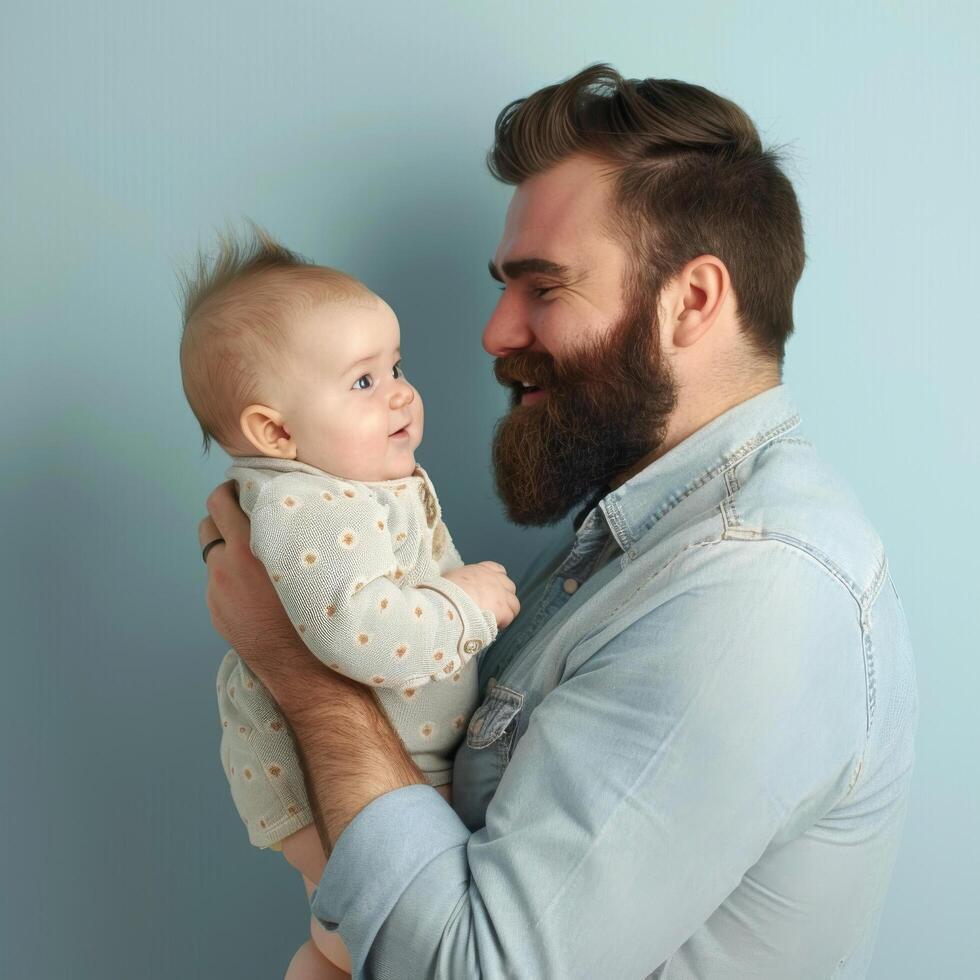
177, 220, 374, 456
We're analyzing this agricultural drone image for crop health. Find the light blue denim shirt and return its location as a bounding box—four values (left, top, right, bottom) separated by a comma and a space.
310, 384, 918, 979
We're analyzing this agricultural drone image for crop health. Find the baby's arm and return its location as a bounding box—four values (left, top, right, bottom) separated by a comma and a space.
247, 476, 497, 690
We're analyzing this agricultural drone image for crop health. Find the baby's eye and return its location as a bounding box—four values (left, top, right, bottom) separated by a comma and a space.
353, 374, 373, 391
393, 360, 404, 379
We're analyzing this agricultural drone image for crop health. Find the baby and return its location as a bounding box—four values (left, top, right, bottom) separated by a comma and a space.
178, 224, 518, 979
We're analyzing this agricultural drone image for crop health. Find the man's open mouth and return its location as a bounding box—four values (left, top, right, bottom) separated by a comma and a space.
518, 384, 547, 405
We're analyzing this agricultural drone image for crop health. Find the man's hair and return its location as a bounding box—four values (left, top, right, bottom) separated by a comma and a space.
177, 220, 373, 457
487, 64, 806, 365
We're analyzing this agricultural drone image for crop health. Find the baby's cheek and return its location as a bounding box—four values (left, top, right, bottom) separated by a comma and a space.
315, 417, 375, 472
343, 413, 389, 460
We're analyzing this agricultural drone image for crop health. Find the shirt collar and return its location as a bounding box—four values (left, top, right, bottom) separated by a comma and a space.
590, 383, 801, 553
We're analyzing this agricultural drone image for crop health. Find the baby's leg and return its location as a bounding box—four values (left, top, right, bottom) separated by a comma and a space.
282, 824, 353, 976
216, 650, 314, 848
282, 785, 452, 977
284, 938, 350, 980
301, 874, 353, 976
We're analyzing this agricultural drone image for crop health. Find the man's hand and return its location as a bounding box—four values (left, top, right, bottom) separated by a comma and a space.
443, 560, 520, 629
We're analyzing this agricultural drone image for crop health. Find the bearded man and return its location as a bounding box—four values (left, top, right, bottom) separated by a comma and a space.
198, 64, 917, 979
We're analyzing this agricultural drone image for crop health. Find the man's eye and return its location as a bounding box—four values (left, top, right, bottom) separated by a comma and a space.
353, 374, 372, 390
496, 284, 554, 297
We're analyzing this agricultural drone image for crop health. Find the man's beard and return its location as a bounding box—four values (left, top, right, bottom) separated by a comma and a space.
491, 287, 678, 527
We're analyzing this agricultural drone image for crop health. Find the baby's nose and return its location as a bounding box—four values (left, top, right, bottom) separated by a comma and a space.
391, 384, 414, 408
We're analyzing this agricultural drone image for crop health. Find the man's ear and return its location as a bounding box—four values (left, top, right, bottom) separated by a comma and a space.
239, 404, 298, 458
671, 255, 731, 349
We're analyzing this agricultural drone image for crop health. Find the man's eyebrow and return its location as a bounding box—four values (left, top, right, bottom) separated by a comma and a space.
488, 258, 574, 282
342, 347, 400, 374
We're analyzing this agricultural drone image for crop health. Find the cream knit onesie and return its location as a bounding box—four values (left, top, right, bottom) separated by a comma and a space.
215, 456, 497, 849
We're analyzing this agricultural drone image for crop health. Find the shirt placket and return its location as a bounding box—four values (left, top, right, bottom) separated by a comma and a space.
485, 509, 619, 685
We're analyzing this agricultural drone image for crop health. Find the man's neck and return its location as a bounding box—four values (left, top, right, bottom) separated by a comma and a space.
608, 376, 782, 491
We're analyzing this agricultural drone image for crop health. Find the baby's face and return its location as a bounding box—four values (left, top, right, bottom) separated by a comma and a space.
279, 296, 424, 481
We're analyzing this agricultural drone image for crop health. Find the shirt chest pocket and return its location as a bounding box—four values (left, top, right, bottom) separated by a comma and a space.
466, 683, 525, 765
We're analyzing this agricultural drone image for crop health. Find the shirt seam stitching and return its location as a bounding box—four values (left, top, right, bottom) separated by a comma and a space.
721, 530, 878, 739
606, 413, 800, 548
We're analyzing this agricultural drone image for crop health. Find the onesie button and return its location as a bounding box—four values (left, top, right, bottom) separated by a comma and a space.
563, 578, 579, 595
463, 639, 484, 655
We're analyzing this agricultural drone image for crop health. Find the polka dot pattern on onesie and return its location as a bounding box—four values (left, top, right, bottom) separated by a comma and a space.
220, 461, 493, 851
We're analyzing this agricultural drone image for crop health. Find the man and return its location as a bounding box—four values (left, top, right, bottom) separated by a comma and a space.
199, 64, 917, 978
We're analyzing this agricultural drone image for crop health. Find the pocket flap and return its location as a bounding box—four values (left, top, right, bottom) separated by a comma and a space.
466, 683, 525, 749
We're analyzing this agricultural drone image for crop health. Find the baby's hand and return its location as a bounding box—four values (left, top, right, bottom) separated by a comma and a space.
443, 561, 520, 630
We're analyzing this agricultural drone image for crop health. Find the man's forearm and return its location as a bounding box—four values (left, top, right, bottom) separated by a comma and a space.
259, 643, 429, 857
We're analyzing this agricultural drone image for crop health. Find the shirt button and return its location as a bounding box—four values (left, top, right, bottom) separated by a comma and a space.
563, 578, 579, 595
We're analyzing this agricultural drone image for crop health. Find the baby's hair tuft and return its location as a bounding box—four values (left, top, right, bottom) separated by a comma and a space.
177, 220, 373, 458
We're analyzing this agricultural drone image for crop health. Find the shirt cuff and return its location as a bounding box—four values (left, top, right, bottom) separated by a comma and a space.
310, 783, 471, 974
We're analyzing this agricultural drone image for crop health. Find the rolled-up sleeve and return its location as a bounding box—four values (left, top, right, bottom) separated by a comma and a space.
312, 539, 868, 978
310, 784, 471, 977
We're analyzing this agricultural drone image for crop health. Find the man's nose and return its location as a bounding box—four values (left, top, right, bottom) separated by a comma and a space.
482, 294, 540, 357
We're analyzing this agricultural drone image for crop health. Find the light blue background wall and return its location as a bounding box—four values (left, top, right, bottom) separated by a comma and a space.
2, 2, 975, 977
